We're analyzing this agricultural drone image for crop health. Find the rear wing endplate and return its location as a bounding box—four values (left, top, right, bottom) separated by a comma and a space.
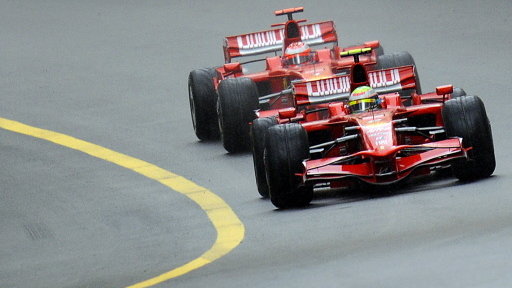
223, 21, 337, 63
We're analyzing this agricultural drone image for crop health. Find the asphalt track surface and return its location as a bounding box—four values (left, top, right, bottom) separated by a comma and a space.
1, 1, 512, 287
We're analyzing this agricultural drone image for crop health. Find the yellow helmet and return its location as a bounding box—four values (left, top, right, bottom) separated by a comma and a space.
348, 86, 378, 113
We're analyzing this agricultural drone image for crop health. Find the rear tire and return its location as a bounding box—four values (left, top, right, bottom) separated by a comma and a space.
188, 68, 220, 140
377, 51, 422, 95
251, 117, 278, 197
265, 124, 313, 208
451, 87, 466, 99
442, 95, 495, 180
217, 77, 259, 153
375, 45, 384, 56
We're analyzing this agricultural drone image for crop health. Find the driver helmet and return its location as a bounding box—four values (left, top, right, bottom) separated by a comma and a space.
283, 41, 313, 66
348, 86, 379, 113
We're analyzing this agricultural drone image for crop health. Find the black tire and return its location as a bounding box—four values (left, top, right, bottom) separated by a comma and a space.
217, 77, 259, 153
375, 45, 384, 56
251, 117, 278, 197
265, 124, 313, 208
188, 68, 220, 140
442, 95, 495, 180
452, 87, 466, 99
377, 51, 422, 95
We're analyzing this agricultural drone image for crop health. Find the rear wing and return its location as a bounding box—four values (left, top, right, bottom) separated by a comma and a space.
293, 74, 351, 105
223, 21, 338, 63
292, 66, 417, 106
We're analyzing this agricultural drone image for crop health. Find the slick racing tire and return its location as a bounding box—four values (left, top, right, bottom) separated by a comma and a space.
251, 117, 278, 198
377, 51, 422, 95
442, 95, 496, 180
217, 77, 259, 153
451, 87, 466, 99
188, 68, 220, 140
265, 124, 313, 209
375, 45, 384, 56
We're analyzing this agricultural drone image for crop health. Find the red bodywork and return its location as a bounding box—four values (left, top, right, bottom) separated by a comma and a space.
213, 9, 396, 118
223, 21, 338, 62
256, 64, 418, 124
293, 89, 468, 187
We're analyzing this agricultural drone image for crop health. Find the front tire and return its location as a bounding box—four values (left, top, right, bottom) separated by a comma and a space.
265, 124, 313, 208
251, 117, 278, 197
442, 95, 495, 180
188, 68, 220, 140
217, 77, 259, 153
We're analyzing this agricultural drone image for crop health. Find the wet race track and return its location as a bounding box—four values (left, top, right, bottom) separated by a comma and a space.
1, 1, 512, 287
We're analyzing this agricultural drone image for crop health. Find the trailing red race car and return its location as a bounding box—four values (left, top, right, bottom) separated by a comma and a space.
188, 7, 420, 153
261, 84, 496, 208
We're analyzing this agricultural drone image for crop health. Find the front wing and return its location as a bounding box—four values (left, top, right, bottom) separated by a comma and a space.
303, 138, 466, 185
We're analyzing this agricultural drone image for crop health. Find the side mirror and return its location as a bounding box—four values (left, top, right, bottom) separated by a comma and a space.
278, 107, 297, 119
436, 85, 453, 95
223, 62, 242, 74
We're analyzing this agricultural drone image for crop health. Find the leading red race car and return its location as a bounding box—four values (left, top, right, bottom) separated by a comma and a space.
188, 7, 420, 153
261, 83, 496, 208
250, 47, 421, 197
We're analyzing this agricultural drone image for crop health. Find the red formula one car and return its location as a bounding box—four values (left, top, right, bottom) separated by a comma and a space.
188, 7, 419, 153
251, 48, 421, 197
262, 84, 496, 208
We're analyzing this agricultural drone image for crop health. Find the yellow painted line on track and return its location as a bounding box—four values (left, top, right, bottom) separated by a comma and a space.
0, 117, 245, 288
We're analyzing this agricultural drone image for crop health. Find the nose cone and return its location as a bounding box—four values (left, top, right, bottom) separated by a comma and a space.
360, 121, 396, 154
